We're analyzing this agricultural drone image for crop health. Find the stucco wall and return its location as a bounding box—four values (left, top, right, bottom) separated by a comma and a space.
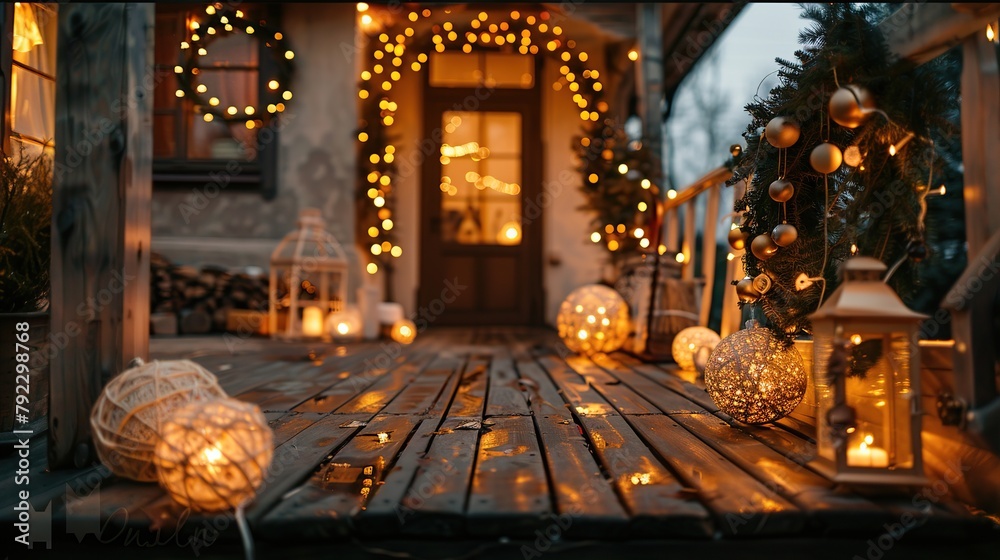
150, 7, 613, 323
150, 3, 361, 297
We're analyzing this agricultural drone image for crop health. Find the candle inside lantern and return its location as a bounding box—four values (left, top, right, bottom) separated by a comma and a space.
302, 306, 325, 337
847, 434, 889, 468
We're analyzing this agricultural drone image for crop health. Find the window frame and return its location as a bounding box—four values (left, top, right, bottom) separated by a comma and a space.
151, 3, 280, 200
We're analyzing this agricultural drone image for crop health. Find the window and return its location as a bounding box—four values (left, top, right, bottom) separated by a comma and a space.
152, 3, 279, 197
1, 2, 58, 156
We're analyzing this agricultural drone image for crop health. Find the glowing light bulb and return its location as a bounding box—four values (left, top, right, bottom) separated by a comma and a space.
628, 49, 639, 61
357, 2, 369, 11
676, 253, 686, 263
667, 189, 677, 199
591, 232, 601, 243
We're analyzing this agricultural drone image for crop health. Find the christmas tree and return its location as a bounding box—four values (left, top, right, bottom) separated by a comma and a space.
730, 3, 959, 338
576, 120, 661, 265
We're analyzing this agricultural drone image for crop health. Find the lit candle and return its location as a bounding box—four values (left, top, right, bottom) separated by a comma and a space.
847, 435, 889, 468
302, 306, 324, 337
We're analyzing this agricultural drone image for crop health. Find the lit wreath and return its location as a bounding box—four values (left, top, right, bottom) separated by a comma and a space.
175, 4, 295, 127
356, 7, 616, 276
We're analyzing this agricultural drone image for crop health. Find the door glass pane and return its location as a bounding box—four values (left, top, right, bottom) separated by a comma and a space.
440, 111, 522, 245
429, 52, 533, 89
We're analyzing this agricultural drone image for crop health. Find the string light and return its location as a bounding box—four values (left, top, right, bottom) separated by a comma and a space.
888, 131, 914, 156
354, 11, 613, 274
178, 8, 294, 123
667, 189, 677, 199
628, 48, 639, 61
988, 24, 996, 42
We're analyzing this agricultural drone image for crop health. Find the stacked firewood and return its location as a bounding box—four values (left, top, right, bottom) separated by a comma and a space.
150, 253, 269, 335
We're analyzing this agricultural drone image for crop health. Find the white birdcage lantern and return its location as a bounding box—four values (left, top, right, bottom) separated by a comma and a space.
269, 209, 348, 341
809, 257, 927, 487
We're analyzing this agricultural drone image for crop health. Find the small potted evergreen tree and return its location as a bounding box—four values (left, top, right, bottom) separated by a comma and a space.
0, 146, 52, 435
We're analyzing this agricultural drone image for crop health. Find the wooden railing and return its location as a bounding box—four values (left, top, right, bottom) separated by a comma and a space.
656, 166, 743, 336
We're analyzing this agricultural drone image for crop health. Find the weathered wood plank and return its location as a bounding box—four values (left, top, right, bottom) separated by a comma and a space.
564, 355, 659, 415
537, 355, 619, 416
627, 414, 803, 536
467, 415, 550, 537
532, 413, 631, 537
614, 352, 721, 413
396, 417, 481, 536
447, 357, 489, 418
257, 415, 421, 538
353, 419, 442, 535
49, 2, 154, 469
577, 414, 713, 537
485, 352, 530, 416
381, 364, 455, 415
333, 351, 438, 415
594, 354, 704, 414
674, 413, 893, 535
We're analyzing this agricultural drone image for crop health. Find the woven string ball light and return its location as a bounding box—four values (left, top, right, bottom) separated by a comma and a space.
154, 398, 273, 512
704, 328, 808, 424
90, 359, 227, 481
557, 284, 630, 354
671, 326, 721, 371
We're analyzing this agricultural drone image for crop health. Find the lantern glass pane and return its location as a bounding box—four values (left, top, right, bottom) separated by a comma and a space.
813, 333, 836, 462
843, 333, 913, 469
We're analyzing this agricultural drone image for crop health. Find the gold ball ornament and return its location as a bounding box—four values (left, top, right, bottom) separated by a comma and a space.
736, 276, 761, 303
771, 223, 798, 247
704, 328, 808, 424
828, 84, 874, 129
768, 178, 795, 202
727, 226, 748, 251
90, 359, 228, 481
390, 318, 417, 344
557, 284, 630, 354
154, 398, 274, 512
764, 117, 800, 149
750, 233, 779, 260
671, 326, 721, 371
810, 142, 843, 174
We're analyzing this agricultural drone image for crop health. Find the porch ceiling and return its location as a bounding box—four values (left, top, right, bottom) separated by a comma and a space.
543, 2, 746, 98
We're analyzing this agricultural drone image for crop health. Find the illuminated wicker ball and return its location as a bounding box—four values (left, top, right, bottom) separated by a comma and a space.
557, 284, 630, 354
154, 398, 273, 512
671, 327, 721, 371
390, 318, 417, 344
90, 359, 227, 481
704, 328, 807, 424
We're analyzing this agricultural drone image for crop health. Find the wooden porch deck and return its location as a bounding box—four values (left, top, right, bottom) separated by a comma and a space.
5, 328, 998, 558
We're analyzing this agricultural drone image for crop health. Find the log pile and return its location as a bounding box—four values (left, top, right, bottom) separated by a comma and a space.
150, 253, 269, 335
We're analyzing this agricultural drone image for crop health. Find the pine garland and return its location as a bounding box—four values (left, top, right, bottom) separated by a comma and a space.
731, 4, 958, 339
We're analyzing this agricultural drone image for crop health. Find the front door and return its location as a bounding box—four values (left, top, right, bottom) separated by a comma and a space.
419, 90, 543, 325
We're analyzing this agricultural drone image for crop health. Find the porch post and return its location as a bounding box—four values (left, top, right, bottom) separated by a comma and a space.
49, 3, 153, 468
635, 3, 664, 174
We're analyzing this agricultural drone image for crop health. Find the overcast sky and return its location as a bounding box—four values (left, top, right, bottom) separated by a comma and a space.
666, 3, 807, 189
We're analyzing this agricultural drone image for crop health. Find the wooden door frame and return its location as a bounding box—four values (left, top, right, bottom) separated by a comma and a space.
417, 71, 544, 325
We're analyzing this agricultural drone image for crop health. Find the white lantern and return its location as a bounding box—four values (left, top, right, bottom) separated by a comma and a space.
269, 209, 348, 341
809, 257, 927, 487
671, 326, 721, 371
